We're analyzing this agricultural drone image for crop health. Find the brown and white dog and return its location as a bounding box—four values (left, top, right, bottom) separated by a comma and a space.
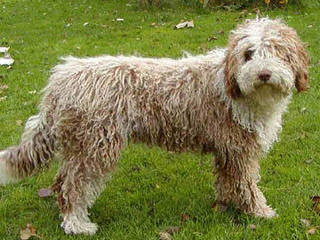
0, 18, 309, 235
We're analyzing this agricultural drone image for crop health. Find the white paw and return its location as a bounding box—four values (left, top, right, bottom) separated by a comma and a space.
61, 214, 98, 235
254, 206, 278, 219
0, 151, 16, 186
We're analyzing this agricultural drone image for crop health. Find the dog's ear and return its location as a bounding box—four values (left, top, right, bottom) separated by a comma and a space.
294, 43, 309, 92
224, 41, 242, 99
279, 27, 310, 92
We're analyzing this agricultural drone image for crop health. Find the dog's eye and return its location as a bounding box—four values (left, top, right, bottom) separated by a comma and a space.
244, 50, 254, 62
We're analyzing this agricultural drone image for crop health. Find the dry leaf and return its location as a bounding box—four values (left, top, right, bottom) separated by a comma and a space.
28, 90, 37, 95
159, 226, 180, 240
0, 84, 8, 90
181, 213, 190, 223
20, 224, 39, 240
0, 96, 7, 102
311, 196, 320, 214
16, 120, 23, 126
174, 20, 194, 29
0, 48, 11, 67
305, 158, 313, 164
207, 36, 218, 42
38, 188, 53, 198
300, 219, 311, 227
159, 232, 171, 240
307, 227, 316, 235
248, 224, 257, 230
166, 226, 180, 235
0, 53, 14, 66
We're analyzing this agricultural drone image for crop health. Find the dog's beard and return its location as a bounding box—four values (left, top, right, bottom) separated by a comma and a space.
245, 85, 289, 107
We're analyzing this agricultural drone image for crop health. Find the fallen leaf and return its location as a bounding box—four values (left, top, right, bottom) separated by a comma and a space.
0, 96, 7, 102
83, 22, 89, 26
181, 213, 190, 223
300, 107, 307, 113
20, 224, 39, 240
207, 36, 218, 42
300, 219, 311, 227
28, 90, 37, 95
159, 232, 171, 240
0, 84, 8, 90
214, 30, 224, 35
174, 20, 194, 29
0, 53, 14, 66
159, 226, 180, 240
16, 120, 23, 126
305, 158, 313, 164
38, 188, 53, 198
307, 227, 316, 235
166, 226, 180, 235
311, 196, 320, 214
248, 224, 257, 230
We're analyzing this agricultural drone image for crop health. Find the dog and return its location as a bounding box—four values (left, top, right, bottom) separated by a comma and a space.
0, 18, 309, 235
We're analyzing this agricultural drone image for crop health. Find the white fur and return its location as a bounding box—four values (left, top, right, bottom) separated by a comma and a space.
0, 151, 16, 185
61, 212, 98, 235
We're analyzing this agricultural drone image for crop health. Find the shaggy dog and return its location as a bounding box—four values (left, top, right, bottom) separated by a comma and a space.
0, 18, 309, 235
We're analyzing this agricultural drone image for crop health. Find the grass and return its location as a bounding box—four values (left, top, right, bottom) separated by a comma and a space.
0, 0, 320, 239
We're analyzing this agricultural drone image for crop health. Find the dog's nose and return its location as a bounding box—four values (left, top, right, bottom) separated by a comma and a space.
258, 70, 272, 82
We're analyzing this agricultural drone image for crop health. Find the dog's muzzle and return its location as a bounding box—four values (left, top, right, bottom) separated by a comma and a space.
237, 58, 295, 96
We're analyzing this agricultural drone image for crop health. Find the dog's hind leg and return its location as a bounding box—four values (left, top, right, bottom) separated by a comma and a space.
52, 115, 124, 235
53, 159, 113, 235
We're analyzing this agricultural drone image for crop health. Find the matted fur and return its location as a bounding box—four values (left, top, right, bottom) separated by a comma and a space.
0, 18, 309, 235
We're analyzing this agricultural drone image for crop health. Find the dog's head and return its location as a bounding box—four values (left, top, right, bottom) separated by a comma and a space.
224, 18, 309, 102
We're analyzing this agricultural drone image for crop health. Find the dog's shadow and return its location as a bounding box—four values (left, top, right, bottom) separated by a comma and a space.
87, 144, 257, 236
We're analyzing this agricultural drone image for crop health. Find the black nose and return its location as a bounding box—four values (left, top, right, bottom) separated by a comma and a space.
258, 70, 272, 82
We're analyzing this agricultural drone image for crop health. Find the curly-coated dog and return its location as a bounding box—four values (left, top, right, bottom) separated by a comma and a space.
0, 18, 309, 235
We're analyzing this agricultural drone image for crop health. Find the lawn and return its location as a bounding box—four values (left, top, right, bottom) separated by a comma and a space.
0, 0, 320, 239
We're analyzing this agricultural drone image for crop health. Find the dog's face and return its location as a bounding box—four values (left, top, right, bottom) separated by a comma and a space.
224, 18, 309, 103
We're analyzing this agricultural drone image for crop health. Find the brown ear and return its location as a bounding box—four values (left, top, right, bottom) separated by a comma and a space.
279, 27, 310, 92
295, 70, 309, 92
224, 50, 242, 99
295, 44, 310, 92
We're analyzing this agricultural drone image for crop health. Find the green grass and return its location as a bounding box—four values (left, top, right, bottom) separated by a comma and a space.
0, 0, 320, 239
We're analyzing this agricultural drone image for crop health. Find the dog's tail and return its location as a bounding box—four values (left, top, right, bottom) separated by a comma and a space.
0, 113, 56, 185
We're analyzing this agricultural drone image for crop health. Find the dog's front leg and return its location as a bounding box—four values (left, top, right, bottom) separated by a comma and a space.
213, 155, 277, 218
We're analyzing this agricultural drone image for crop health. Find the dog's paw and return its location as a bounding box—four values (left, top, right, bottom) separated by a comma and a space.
253, 206, 278, 219
0, 151, 16, 186
61, 215, 98, 235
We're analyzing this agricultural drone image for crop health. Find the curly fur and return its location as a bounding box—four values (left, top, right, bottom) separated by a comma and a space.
0, 18, 309, 235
